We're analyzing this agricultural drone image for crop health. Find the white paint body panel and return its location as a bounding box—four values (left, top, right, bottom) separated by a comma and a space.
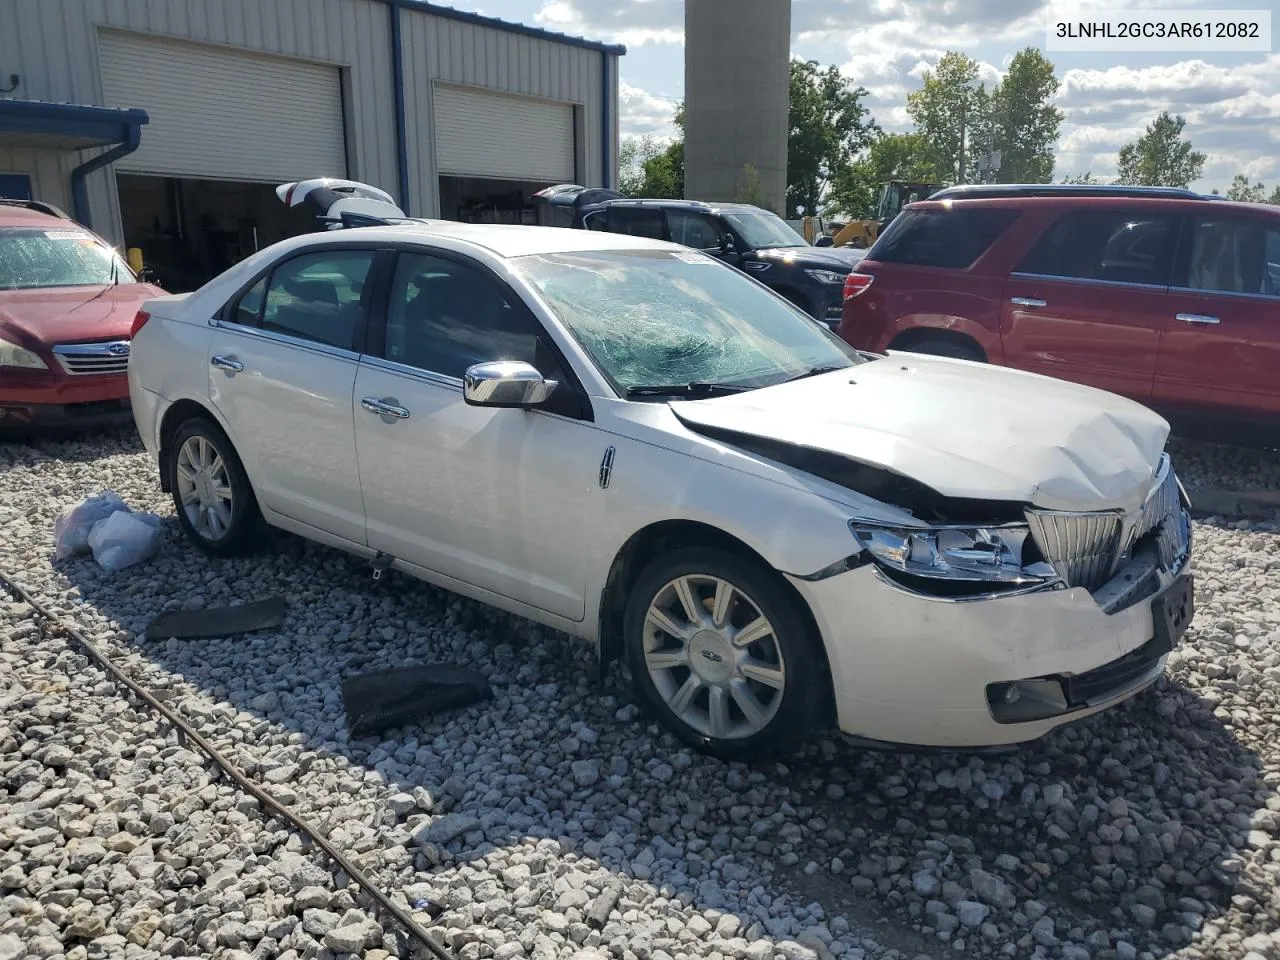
128, 221, 1188, 749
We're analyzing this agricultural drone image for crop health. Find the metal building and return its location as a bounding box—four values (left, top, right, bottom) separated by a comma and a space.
0, 0, 623, 289
683, 0, 789, 215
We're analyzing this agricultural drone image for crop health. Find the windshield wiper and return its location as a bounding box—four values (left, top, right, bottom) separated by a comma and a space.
780, 365, 847, 384
626, 381, 752, 399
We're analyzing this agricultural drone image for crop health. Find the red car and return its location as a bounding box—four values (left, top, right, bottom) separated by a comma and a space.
0, 200, 166, 431
838, 184, 1280, 439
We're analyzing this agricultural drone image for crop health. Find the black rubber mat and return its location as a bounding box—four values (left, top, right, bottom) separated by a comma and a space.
342, 663, 492, 737
145, 597, 287, 640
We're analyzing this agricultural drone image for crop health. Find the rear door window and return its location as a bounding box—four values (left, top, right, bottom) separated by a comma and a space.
257, 250, 375, 350
1017, 210, 1178, 287
605, 207, 666, 240
1178, 216, 1280, 297
665, 210, 724, 251
870, 208, 1018, 269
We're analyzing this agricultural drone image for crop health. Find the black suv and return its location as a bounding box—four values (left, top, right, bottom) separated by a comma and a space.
533, 186, 864, 327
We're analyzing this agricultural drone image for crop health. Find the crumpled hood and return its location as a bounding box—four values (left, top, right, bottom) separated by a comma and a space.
751, 246, 866, 269
671, 353, 1171, 513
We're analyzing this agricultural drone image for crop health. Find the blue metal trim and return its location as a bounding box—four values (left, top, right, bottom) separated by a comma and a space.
600, 51, 611, 189
388, 3, 412, 215
0, 99, 149, 146
385, 0, 625, 55
70, 124, 141, 228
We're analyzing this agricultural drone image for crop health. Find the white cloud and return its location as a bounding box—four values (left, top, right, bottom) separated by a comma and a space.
618, 81, 680, 139
533, 0, 682, 46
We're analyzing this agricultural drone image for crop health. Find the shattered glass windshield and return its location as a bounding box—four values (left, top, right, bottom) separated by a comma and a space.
0, 227, 135, 290
513, 249, 861, 395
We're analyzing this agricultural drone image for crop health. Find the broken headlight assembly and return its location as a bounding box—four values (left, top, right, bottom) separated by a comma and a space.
850, 520, 1060, 596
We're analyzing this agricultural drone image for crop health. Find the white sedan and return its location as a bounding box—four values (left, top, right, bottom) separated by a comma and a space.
127, 182, 1194, 757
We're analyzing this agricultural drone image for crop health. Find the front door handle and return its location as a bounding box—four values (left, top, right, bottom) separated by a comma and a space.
211, 355, 244, 373
1010, 297, 1047, 308
1176, 312, 1220, 325
360, 396, 410, 419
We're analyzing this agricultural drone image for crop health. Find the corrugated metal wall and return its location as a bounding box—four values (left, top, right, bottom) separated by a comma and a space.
0, 0, 619, 242
399, 8, 613, 217
0, 0, 396, 245
0, 147, 76, 213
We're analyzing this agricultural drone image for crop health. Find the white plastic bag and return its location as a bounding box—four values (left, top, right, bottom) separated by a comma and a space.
86, 510, 163, 572
53, 491, 130, 559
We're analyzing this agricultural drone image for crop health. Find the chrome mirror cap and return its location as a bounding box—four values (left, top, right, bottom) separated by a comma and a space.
463, 360, 558, 408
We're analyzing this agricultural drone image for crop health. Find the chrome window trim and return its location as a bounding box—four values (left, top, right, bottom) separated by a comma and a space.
209, 317, 361, 364
1167, 284, 1279, 304
358, 354, 462, 390
1008, 271, 1170, 293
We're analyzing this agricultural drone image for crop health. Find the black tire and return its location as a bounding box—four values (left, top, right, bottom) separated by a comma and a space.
623, 546, 828, 760
895, 335, 985, 362
166, 417, 260, 557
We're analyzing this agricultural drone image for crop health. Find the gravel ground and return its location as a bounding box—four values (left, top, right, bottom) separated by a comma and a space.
1, 429, 1279, 960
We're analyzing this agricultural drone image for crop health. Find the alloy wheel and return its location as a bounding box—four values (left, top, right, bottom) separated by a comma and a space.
175, 434, 234, 541
642, 574, 787, 740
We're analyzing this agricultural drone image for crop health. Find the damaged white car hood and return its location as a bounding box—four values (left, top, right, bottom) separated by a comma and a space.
671, 353, 1171, 513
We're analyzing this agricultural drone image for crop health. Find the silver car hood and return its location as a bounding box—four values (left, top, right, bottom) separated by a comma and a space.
670, 353, 1171, 513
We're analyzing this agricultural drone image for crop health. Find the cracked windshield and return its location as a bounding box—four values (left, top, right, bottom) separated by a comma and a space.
515, 249, 860, 393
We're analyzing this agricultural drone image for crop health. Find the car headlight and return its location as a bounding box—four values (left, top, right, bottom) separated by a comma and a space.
850, 520, 1058, 587
805, 269, 847, 285
0, 337, 47, 370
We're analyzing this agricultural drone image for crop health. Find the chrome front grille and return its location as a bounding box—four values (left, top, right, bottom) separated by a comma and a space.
1026, 454, 1185, 591
52, 340, 131, 375
1025, 509, 1122, 591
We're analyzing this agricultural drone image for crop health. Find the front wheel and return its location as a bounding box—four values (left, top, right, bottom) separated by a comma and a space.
623, 547, 827, 759
167, 417, 260, 556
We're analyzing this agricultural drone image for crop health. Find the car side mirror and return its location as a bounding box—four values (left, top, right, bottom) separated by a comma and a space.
137, 267, 159, 284
463, 360, 558, 408
814, 235, 834, 248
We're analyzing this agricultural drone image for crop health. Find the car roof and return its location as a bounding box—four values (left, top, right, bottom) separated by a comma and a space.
912, 194, 1280, 217
298, 220, 681, 258
928, 183, 1214, 202
0, 203, 72, 228
582, 198, 770, 215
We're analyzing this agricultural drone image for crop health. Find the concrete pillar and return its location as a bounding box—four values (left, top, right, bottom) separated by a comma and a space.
683, 0, 790, 215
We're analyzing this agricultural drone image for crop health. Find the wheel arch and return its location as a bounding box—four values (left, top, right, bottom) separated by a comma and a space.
157, 397, 243, 493
887, 326, 988, 361
596, 519, 837, 724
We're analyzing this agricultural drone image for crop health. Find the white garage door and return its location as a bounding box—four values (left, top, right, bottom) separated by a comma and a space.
434, 85, 575, 182
98, 31, 346, 182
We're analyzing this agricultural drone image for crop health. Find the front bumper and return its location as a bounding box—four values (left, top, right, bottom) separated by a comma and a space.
790, 532, 1192, 748
0, 369, 131, 431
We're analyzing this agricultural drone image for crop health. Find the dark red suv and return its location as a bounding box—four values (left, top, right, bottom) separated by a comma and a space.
838, 184, 1280, 438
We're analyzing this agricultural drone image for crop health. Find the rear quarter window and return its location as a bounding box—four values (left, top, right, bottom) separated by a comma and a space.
869, 208, 1019, 269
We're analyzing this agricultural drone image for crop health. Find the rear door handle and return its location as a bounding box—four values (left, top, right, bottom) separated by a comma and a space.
1010, 297, 1047, 308
210, 355, 244, 373
360, 396, 410, 419
1176, 312, 1220, 325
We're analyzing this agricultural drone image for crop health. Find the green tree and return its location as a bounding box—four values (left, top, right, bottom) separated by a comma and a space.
987, 48, 1062, 183
787, 58, 878, 216
735, 164, 766, 206
827, 132, 941, 217
617, 103, 685, 198
1226, 174, 1267, 203
1060, 171, 1100, 184
907, 52, 988, 183
1270, 185, 1280, 205
1115, 112, 1205, 187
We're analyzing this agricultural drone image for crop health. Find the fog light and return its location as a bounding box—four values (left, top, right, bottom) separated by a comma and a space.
986, 678, 1069, 723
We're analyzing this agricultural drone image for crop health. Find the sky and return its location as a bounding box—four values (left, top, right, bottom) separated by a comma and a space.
442, 0, 1279, 195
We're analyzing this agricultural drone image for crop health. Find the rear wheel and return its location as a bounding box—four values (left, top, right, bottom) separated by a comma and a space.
894, 335, 985, 362
167, 417, 260, 556
623, 547, 826, 759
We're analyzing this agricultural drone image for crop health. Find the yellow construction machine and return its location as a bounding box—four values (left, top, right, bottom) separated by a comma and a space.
828, 180, 947, 248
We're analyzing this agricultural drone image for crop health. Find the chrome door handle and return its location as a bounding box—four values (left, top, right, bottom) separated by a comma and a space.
360, 396, 410, 419
210, 355, 244, 373
1010, 297, 1047, 308
1176, 312, 1220, 325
